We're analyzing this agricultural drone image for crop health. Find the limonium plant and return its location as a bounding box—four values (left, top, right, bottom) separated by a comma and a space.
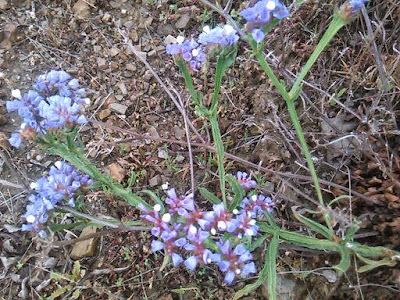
164, 0, 398, 298
6, 0, 398, 298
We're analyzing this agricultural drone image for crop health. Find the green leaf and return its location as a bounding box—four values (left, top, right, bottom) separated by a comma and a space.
127, 170, 137, 188
50, 272, 65, 281
291, 206, 333, 239
344, 222, 360, 242
328, 194, 351, 206
72, 289, 81, 299
71, 261, 81, 281
139, 190, 165, 212
218, 44, 238, 74
198, 187, 221, 205
226, 174, 244, 211
48, 221, 85, 232
176, 58, 202, 106
356, 255, 397, 273
210, 115, 227, 207
248, 235, 267, 252
171, 287, 199, 295
258, 223, 338, 252
264, 212, 278, 229
49, 285, 70, 298
349, 242, 399, 259
333, 245, 351, 274
267, 234, 279, 300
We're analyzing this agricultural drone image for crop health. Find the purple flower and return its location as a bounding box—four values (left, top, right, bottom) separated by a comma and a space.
139, 203, 168, 237
7, 90, 43, 119
273, 1, 290, 19
233, 211, 259, 238
202, 203, 237, 234
151, 224, 187, 267
251, 29, 265, 43
34, 70, 89, 105
213, 240, 256, 284
38, 95, 87, 129
236, 171, 257, 189
241, 194, 274, 218
165, 188, 195, 216
7, 71, 90, 148
339, 0, 368, 19
240, 0, 273, 24
184, 229, 214, 271
241, 1, 289, 42
21, 161, 92, 237
21, 161, 93, 236
9, 122, 41, 148
31, 161, 93, 207
198, 25, 239, 47
166, 37, 206, 72
21, 194, 53, 236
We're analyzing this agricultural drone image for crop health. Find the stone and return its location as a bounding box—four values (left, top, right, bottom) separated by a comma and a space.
0, 0, 10, 10
158, 148, 167, 159
129, 29, 139, 42
126, 63, 136, 72
149, 175, 161, 187
157, 24, 175, 36
118, 82, 128, 95
110, 103, 128, 115
109, 47, 119, 57
175, 13, 190, 29
147, 126, 160, 139
72, 0, 90, 18
97, 57, 107, 69
101, 13, 112, 22
124, 20, 134, 29
70, 226, 98, 259
164, 35, 178, 46
173, 125, 186, 140
322, 270, 337, 283
175, 154, 185, 162
98, 109, 111, 120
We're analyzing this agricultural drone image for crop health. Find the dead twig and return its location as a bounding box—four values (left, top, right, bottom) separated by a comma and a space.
94, 120, 382, 206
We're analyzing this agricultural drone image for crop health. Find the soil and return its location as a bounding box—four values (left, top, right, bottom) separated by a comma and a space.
0, 0, 399, 299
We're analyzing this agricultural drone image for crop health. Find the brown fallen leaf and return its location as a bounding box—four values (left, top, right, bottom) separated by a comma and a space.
72, 0, 91, 18
0, 23, 17, 50
107, 162, 126, 183
70, 226, 98, 259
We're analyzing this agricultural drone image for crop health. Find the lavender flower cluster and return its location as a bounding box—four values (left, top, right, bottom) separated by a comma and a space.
166, 25, 239, 72
22, 161, 93, 237
6, 70, 90, 148
140, 172, 274, 284
241, 0, 290, 43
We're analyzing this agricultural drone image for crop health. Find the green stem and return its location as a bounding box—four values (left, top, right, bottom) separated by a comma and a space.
289, 15, 346, 99
286, 99, 334, 234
